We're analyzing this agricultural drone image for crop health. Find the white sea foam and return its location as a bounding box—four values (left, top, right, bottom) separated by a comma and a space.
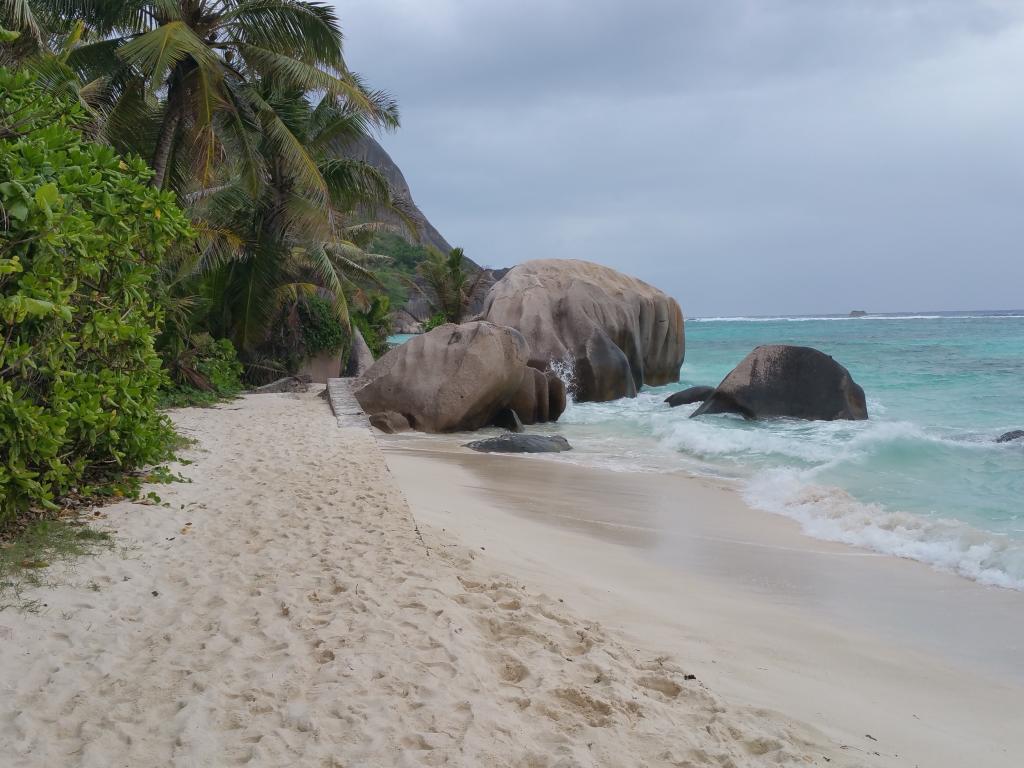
744, 469, 1024, 590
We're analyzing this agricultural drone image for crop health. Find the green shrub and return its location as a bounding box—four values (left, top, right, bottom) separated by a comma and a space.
0, 69, 191, 527
298, 295, 346, 356
422, 312, 448, 332
159, 335, 244, 408
351, 294, 392, 358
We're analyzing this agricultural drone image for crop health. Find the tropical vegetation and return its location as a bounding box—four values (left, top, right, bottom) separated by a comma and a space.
0, 1, 439, 525
416, 246, 487, 327
0, 69, 188, 525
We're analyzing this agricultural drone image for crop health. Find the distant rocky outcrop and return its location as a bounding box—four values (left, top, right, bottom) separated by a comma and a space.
343, 328, 374, 378
355, 321, 565, 433
692, 345, 868, 421
466, 434, 572, 454
480, 259, 685, 403
849, 310, 868, 318
346, 135, 451, 253
996, 430, 1024, 444
664, 386, 715, 408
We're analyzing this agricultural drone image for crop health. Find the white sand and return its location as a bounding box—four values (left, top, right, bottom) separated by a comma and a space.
0, 392, 1009, 767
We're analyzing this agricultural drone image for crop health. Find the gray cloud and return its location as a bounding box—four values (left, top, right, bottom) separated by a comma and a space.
338, 0, 1024, 315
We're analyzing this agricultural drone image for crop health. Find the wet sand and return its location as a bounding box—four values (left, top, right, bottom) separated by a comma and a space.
384, 433, 1024, 768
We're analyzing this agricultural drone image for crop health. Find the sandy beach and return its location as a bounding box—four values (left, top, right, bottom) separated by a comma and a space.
1, 392, 1020, 766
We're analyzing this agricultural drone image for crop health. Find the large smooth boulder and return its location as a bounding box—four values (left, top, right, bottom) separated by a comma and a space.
505, 367, 568, 426
692, 345, 868, 421
480, 259, 684, 402
355, 321, 562, 433
665, 385, 715, 407
343, 327, 374, 377
466, 434, 572, 453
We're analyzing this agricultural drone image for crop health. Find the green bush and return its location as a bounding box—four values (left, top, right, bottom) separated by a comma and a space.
351, 294, 392, 358
159, 335, 244, 408
298, 295, 346, 356
0, 69, 192, 527
422, 313, 448, 332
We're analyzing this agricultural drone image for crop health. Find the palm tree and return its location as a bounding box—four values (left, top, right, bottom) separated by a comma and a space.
184, 85, 411, 356
415, 246, 487, 325
5, 0, 396, 192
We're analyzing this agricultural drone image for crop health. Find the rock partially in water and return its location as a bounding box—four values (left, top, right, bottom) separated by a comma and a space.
493, 408, 524, 433
480, 259, 685, 402
692, 345, 868, 421
355, 321, 532, 433
996, 430, 1024, 443
664, 386, 715, 407
506, 366, 567, 425
369, 411, 411, 434
466, 434, 572, 454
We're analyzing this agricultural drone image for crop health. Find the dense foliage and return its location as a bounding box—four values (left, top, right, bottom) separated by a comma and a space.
299, 295, 347, 356
0, 2, 454, 528
158, 334, 244, 408
416, 247, 485, 324
351, 294, 392, 358
0, 70, 190, 525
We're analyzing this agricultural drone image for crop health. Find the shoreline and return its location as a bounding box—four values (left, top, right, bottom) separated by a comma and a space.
0, 393, 868, 766
383, 432, 1024, 767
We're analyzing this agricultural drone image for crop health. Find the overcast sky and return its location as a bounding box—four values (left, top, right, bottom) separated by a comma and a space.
337, 0, 1024, 316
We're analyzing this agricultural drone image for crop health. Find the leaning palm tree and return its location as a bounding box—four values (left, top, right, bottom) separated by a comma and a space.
183, 84, 412, 357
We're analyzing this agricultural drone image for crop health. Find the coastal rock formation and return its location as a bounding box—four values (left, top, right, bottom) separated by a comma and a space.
369, 411, 411, 434
506, 367, 567, 426
343, 328, 374, 378
665, 386, 715, 407
997, 430, 1024, 443
480, 259, 685, 402
354, 321, 564, 433
466, 434, 573, 453
692, 345, 868, 421
493, 408, 524, 433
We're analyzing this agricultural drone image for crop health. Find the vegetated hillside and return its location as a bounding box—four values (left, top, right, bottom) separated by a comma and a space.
355, 138, 508, 328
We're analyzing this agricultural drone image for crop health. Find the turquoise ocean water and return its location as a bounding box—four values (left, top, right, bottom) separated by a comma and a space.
390, 311, 1024, 589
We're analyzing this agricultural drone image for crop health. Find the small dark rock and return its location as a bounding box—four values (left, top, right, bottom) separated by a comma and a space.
664, 386, 715, 407
996, 430, 1024, 443
466, 434, 573, 454
369, 411, 411, 434
493, 408, 525, 433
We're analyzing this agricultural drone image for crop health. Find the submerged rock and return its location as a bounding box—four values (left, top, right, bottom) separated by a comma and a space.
692, 345, 868, 421
996, 430, 1024, 443
480, 259, 684, 402
664, 386, 715, 407
466, 434, 573, 453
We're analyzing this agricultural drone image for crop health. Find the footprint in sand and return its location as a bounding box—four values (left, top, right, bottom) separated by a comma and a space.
637, 675, 683, 699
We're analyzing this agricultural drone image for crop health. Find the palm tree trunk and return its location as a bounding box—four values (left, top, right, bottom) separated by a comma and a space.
151, 70, 187, 189
150, 108, 180, 189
